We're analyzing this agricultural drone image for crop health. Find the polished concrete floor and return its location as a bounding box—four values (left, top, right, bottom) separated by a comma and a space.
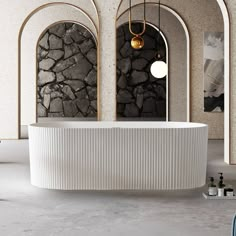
0, 140, 236, 236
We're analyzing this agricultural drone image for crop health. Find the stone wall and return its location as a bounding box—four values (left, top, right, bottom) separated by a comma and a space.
116, 23, 166, 120
37, 23, 97, 118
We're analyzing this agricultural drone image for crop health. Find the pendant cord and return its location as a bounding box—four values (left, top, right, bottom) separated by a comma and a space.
159, 0, 161, 54
129, 0, 146, 36
129, 0, 146, 22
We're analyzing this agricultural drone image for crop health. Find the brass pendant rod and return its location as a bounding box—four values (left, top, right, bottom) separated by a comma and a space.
129, 0, 146, 36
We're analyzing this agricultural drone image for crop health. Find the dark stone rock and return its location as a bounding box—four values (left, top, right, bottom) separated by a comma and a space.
156, 100, 166, 117
38, 71, 56, 86
87, 107, 96, 117
75, 88, 88, 99
38, 48, 48, 60
39, 58, 55, 70
39, 32, 49, 50
142, 98, 156, 113
117, 36, 125, 49
144, 91, 156, 99
86, 48, 97, 65
120, 42, 133, 57
154, 85, 166, 99
48, 50, 64, 61
49, 34, 63, 49
117, 75, 127, 89
132, 58, 148, 70
84, 70, 97, 86
129, 71, 148, 86
62, 55, 92, 79
43, 94, 51, 109
136, 93, 144, 109
75, 112, 84, 117
90, 100, 97, 111
62, 85, 75, 100
65, 23, 73, 30
75, 99, 89, 114
68, 25, 86, 43
117, 27, 124, 37
87, 87, 97, 100
133, 50, 142, 57
63, 34, 73, 44
63, 100, 78, 117
117, 58, 131, 74
37, 103, 47, 117
117, 103, 125, 113
56, 72, 65, 82
64, 44, 80, 59
51, 91, 63, 99
124, 103, 139, 117
143, 35, 156, 49
117, 90, 133, 104
64, 80, 85, 91
53, 53, 84, 73
50, 98, 63, 112
140, 50, 156, 61
133, 86, 144, 97
40, 85, 52, 97
49, 24, 66, 37
79, 39, 94, 54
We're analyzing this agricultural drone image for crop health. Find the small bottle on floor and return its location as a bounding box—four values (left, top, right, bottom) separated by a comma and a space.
217, 173, 225, 197
208, 177, 217, 196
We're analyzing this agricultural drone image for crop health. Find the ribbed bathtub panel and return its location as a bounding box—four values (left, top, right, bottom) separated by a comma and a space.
29, 125, 208, 190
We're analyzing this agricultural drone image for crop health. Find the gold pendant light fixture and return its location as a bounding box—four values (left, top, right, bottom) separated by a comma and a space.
150, 0, 168, 78
129, 0, 146, 49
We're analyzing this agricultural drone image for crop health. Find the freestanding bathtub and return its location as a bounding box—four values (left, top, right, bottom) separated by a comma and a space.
29, 122, 208, 190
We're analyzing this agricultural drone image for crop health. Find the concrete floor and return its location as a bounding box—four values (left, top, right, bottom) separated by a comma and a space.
0, 140, 236, 236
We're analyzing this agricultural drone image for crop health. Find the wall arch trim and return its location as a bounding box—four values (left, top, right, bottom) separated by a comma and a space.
18, 2, 100, 138
215, 0, 230, 164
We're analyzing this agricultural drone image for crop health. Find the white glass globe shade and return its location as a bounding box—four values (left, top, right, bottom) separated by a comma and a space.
150, 60, 168, 79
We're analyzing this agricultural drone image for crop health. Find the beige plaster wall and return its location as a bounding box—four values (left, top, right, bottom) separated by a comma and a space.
0, 0, 229, 140
224, 0, 236, 163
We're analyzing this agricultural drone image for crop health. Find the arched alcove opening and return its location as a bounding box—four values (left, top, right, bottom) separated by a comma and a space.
116, 22, 168, 121
37, 22, 97, 121
18, 2, 99, 138
116, 2, 190, 122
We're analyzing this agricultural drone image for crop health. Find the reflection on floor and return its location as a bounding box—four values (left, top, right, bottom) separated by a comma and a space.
0, 139, 235, 236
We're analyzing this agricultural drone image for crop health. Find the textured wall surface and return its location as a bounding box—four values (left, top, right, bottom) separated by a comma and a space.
0, 0, 232, 139
224, 0, 236, 163
116, 23, 167, 120
37, 23, 97, 119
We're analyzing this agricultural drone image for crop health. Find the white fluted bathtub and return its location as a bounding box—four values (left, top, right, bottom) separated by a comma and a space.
28, 122, 208, 190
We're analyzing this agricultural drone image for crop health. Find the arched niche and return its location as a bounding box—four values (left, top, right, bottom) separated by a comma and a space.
116, 22, 168, 121
36, 22, 97, 121
116, 3, 190, 122
19, 2, 99, 137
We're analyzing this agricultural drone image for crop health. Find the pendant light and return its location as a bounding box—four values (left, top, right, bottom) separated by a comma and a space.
129, 0, 146, 49
150, 0, 168, 78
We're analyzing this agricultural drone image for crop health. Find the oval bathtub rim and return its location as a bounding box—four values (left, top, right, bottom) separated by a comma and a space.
28, 121, 208, 130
